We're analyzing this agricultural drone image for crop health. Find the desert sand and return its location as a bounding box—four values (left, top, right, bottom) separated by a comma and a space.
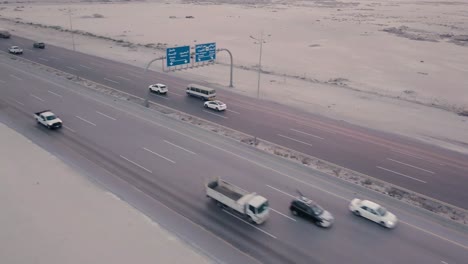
0, 0, 467, 152
0, 123, 210, 264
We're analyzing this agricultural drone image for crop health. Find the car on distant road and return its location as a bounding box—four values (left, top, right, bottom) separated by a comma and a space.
204, 100, 227, 111
33, 42, 45, 49
148, 83, 168, 94
8, 46, 23, 54
289, 194, 334, 227
0, 29, 10, 38
349, 198, 398, 228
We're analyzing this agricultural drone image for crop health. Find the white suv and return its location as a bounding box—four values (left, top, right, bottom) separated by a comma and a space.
8, 46, 23, 54
204, 100, 227, 111
148, 83, 168, 94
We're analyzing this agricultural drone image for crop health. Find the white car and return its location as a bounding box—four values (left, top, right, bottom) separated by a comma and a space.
204, 100, 227, 111
148, 83, 168, 94
349, 198, 398, 228
8, 46, 23, 54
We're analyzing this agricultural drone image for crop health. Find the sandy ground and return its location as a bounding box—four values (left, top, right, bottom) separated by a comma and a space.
0, 0, 467, 153
0, 123, 210, 264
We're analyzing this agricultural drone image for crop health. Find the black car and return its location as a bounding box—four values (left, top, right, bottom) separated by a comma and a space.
33, 42, 45, 49
289, 196, 334, 227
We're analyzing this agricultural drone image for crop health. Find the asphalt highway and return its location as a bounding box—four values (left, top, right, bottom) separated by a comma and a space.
1, 54, 467, 264
1, 36, 468, 209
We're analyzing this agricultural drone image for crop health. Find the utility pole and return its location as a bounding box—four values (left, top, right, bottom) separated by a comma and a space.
250, 31, 268, 100
67, 7, 76, 52
249, 31, 269, 145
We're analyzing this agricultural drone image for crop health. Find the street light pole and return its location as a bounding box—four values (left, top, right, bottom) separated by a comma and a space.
250, 31, 268, 145
67, 7, 76, 52
256, 31, 263, 99
250, 31, 267, 100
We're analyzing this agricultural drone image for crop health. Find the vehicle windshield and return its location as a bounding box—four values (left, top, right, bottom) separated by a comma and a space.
377, 207, 387, 216
256, 201, 269, 214
310, 204, 324, 216
46, 115, 57, 120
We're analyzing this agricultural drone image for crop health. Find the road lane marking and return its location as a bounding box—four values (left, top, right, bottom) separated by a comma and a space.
12, 67, 465, 251
16, 41, 25, 45
390, 149, 446, 166
168, 91, 184, 96
119, 155, 153, 173
116, 75, 132, 81
38, 57, 49, 62
126, 72, 143, 78
63, 125, 76, 133
30, 94, 44, 102
164, 140, 196, 154
75, 115, 96, 126
267, 185, 296, 199
401, 220, 468, 250
79, 64, 93, 70
25, 48, 34, 52
227, 109, 240, 114
66, 66, 78, 71
290, 128, 324, 140
143, 147, 176, 164
150, 93, 170, 100
222, 210, 277, 239
49, 56, 60, 60
271, 208, 297, 222
387, 158, 435, 174
96, 111, 116, 121
377, 166, 427, 183
47, 90, 63, 98
9, 74, 23, 80
8, 97, 24, 105
89, 61, 105, 67
203, 110, 228, 119
277, 134, 313, 147
441, 261, 448, 264
104, 78, 119, 84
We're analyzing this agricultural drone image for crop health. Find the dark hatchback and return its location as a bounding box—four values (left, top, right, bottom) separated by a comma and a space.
290, 196, 334, 227
33, 42, 45, 49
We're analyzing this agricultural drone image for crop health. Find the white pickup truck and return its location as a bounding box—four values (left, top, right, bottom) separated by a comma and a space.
34, 110, 63, 129
206, 178, 270, 224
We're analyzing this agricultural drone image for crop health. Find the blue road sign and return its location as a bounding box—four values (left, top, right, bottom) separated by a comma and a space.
166, 46, 190, 67
195, 43, 216, 63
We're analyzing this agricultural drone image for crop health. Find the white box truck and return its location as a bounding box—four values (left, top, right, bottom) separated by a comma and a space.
206, 178, 270, 224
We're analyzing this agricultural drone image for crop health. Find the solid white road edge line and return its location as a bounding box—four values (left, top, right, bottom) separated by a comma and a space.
222, 209, 277, 239
66, 66, 78, 71
38, 57, 49, 62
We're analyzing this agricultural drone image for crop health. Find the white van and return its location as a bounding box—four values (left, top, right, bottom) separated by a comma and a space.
186, 84, 216, 101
